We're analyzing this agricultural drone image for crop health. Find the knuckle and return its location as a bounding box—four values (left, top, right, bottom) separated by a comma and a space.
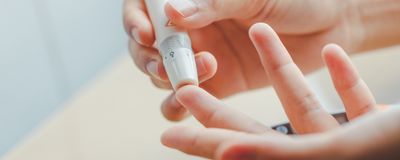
203, 109, 220, 127
255, 0, 278, 19
355, 103, 376, 117
246, 0, 272, 19
185, 129, 207, 156
270, 61, 292, 73
341, 77, 362, 91
293, 93, 322, 115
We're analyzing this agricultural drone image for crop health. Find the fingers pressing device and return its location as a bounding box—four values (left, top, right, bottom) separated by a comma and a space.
145, 0, 199, 90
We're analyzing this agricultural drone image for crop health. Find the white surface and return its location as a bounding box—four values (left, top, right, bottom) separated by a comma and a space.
4, 46, 400, 159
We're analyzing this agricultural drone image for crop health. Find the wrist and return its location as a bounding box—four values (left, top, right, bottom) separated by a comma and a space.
351, 0, 400, 51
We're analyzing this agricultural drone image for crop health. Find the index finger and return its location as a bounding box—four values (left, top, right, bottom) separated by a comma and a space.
249, 23, 339, 134
176, 85, 272, 134
124, 0, 155, 46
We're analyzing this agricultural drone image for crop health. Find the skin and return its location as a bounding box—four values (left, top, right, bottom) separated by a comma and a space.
124, 0, 368, 121
123, 0, 400, 159
161, 23, 400, 160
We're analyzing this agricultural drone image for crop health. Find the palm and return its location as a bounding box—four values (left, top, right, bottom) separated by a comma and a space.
189, 20, 266, 98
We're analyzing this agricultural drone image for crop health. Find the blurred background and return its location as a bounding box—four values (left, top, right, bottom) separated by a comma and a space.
1, 0, 400, 159
0, 0, 125, 156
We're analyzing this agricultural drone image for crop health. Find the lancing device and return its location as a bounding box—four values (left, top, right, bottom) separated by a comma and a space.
145, 0, 198, 90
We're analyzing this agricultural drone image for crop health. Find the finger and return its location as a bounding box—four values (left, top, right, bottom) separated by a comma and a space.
161, 93, 190, 121
161, 126, 254, 159
160, 53, 217, 121
151, 77, 172, 90
130, 40, 218, 84
249, 23, 339, 134
217, 134, 334, 160
129, 40, 168, 81
196, 52, 218, 83
164, 0, 270, 29
219, 108, 400, 160
323, 44, 377, 120
176, 85, 271, 134
189, 23, 251, 99
150, 52, 217, 89
124, 0, 155, 46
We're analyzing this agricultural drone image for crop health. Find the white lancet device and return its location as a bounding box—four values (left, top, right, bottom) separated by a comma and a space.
145, 0, 198, 90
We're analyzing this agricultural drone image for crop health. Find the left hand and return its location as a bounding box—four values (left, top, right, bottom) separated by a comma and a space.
161, 23, 400, 160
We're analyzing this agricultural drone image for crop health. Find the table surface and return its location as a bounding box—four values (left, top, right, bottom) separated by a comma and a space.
4, 46, 400, 160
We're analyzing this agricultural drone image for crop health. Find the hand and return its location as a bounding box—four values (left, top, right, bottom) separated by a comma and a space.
161, 23, 400, 160
124, 0, 365, 121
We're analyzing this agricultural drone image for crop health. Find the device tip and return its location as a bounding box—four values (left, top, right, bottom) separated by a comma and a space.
175, 79, 198, 90
163, 48, 198, 90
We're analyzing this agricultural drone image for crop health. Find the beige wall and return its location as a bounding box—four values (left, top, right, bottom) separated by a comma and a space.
0, 0, 126, 154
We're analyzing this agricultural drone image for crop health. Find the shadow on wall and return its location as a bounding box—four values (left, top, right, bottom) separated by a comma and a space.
0, 0, 126, 155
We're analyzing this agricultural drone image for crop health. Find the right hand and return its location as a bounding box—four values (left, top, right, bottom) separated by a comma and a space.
123, 0, 365, 121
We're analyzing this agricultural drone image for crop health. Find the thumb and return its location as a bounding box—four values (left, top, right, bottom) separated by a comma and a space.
165, 0, 269, 29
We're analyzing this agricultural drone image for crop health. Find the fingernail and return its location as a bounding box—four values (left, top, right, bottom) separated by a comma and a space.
146, 61, 162, 80
167, 0, 198, 17
131, 28, 144, 45
196, 54, 209, 76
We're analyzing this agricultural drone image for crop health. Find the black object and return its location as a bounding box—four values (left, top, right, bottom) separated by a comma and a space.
271, 112, 348, 135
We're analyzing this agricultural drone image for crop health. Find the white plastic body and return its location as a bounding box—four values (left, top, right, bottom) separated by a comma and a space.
145, 0, 198, 90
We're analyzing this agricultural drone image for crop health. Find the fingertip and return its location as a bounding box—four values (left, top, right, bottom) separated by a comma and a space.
248, 23, 281, 52
160, 127, 175, 147
161, 94, 189, 121
322, 44, 338, 66
322, 43, 345, 59
322, 44, 360, 90
248, 23, 289, 70
249, 23, 274, 41
200, 52, 218, 75
322, 43, 351, 71
161, 125, 202, 151
175, 85, 201, 104
196, 52, 218, 81
161, 125, 189, 147
322, 43, 342, 53
249, 23, 272, 33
